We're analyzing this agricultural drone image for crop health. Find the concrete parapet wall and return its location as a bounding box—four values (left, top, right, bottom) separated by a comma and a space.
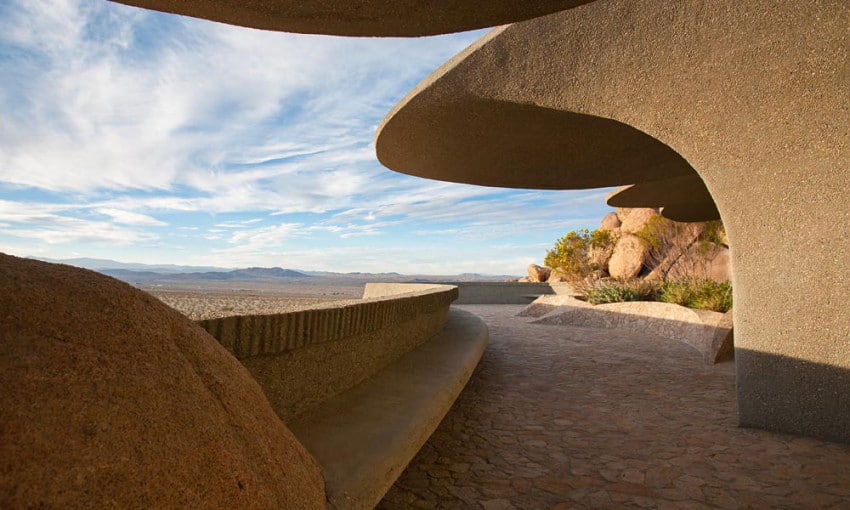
196, 285, 458, 421
528, 295, 733, 365
427, 281, 555, 304
362, 283, 455, 299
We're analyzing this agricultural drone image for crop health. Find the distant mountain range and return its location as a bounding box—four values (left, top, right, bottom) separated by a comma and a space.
99, 267, 309, 283
33, 257, 232, 274
31, 257, 518, 285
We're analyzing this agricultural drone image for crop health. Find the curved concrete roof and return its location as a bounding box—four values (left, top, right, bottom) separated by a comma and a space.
376, 25, 697, 189
606, 176, 721, 222
376, 1, 847, 197
108, 0, 590, 36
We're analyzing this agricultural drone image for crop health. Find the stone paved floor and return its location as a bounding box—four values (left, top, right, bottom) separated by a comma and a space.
377, 305, 850, 509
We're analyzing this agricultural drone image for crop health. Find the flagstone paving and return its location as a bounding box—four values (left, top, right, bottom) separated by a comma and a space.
377, 305, 850, 509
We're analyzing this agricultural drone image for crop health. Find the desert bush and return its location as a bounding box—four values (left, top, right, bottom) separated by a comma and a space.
658, 278, 733, 313
583, 277, 731, 312
585, 279, 659, 304
636, 215, 727, 280
544, 228, 617, 280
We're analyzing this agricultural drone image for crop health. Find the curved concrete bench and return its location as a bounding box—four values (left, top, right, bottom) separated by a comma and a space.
525, 295, 733, 364
196, 284, 458, 421
288, 308, 488, 509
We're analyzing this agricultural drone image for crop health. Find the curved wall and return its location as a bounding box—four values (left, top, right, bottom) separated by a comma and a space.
196, 284, 458, 421
376, 1, 849, 442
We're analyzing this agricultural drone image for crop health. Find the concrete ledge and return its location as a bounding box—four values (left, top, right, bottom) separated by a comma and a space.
196, 284, 458, 420
527, 295, 733, 364
289, 308, 489, 510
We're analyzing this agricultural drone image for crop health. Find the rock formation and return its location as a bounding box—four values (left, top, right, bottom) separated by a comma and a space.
527, 263, 551, 282
531, 207, 730, 284
608, 233, 649, 279
0, 254, 326, 509
617, 207, 659, 234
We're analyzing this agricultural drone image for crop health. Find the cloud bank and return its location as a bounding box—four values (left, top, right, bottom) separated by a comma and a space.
0, 0, 614, 274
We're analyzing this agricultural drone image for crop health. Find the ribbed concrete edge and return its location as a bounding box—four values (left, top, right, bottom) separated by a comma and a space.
288, 308, 489, 510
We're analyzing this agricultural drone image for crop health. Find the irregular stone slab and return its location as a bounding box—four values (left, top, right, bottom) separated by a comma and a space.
376, 0, 850, 442
0, 254, 325, 509
108, 0, 591, 36
382, 305, 850, 509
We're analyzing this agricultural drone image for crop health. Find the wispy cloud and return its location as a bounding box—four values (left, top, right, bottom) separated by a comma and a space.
0, 0, 615, 273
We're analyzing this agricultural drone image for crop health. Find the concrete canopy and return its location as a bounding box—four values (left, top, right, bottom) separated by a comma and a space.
377, 1, 850, 442
107, 0, 591, 36
606, 176, 721, 222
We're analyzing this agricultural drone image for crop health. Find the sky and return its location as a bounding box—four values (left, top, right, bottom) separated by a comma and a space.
0, 0, 615, 275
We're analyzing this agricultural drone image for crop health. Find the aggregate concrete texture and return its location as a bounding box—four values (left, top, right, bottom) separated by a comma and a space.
0, 254, 326, 509
379, 305, 850, 510
376, 1, 850, 441
107, 0, 590, 36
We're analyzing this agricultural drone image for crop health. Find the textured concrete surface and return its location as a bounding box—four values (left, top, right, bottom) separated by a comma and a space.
108, 0, 590, 36
243, 307, 449, 421
197, 285, 456, 358
376, 1, 850, 442
527, 295, 733, 365
362, 283, 456, 299
379, 305, 850, 509
606, 177, 720, 222
0, 254, 326, 509
290, 308, 488, 509
197, 285, 457, 421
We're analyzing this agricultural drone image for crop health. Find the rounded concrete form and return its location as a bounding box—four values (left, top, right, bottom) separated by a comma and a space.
526, 295, 734, 365
376, 1, 850, 442
108, 0, 591, 36
606, 176, 721, 222
0, 254, 326, 508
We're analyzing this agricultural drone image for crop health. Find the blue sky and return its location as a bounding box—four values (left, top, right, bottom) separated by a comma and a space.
0, 0, 614, 275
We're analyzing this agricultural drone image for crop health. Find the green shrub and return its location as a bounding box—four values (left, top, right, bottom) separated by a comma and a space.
585, 279, 659, 304
544, 228, 617, 278
583, 278, 732, 312
658, 278, 733, 313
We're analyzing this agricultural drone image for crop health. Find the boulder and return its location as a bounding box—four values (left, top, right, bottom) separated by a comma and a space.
599, 212, 622, 231
608, 234, 648, 279
661, 242, 730, 282
0, 254, 326, 509
527, 263, 551, 282
588, 245, 614, 272
547, 268, 569, 283
617, 207, 660, 234
709, 246, 731, 282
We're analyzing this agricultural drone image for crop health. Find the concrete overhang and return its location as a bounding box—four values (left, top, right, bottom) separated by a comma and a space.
375, 22, 698, 190
107, 0, 591, 36
606, 176, 721, 222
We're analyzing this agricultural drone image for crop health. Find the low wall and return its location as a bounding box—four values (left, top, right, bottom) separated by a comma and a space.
427, 281, 556, 304
526, 295, 733, 364
197, 284, 458, 421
